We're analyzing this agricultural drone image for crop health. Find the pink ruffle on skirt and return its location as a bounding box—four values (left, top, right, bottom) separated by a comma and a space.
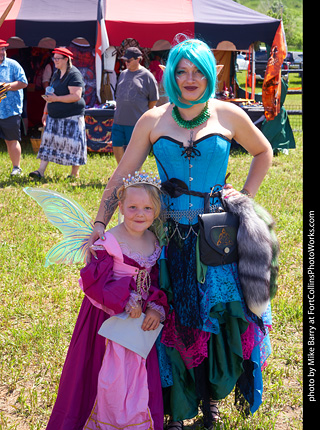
241, 322, 272, 369
84, 340, 154, 430
161, 311, 211, 369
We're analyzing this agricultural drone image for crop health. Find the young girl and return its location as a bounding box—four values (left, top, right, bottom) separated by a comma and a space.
46, 172, 168, 430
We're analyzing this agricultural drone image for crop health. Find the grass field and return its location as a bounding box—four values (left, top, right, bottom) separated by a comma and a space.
0, 113, 302, 428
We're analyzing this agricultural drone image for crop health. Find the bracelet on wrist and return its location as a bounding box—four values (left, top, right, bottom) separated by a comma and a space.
240, 188, 253, 198
43, 112, 48, 115
94, 220, 106, 228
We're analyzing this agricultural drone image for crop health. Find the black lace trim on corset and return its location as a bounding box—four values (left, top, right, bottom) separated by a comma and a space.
167, 135, 201, 160
152, 133, 233, 147
181, 145, 201, 159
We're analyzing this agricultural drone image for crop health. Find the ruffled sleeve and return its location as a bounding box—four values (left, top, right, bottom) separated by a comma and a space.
80, 250, 134, 315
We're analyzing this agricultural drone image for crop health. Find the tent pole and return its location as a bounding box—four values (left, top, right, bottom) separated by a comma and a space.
251, 47, 256, 100
0, 0, 15, 28
245, 50, 249, 99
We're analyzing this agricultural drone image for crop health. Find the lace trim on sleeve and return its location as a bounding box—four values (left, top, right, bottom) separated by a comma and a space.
125, 291, 142, 313
90, 245, 106, 251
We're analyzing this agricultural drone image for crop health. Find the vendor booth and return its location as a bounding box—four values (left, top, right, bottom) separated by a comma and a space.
0, 0, 280, 49
0, 0, 294, 152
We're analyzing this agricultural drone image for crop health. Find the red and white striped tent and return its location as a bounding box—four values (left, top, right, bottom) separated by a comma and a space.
0, 0, 281, 51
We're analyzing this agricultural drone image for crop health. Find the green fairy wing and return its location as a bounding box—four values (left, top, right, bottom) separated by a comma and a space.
24, 187, 94, 266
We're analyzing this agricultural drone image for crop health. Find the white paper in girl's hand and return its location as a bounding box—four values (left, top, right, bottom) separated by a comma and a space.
98, 312, 163, 359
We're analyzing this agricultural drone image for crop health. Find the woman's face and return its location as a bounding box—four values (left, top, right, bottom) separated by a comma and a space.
175, 58, 207, 104
52, 55, 68, 70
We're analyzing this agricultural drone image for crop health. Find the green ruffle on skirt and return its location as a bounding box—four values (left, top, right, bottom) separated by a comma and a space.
162, 301, 248, 420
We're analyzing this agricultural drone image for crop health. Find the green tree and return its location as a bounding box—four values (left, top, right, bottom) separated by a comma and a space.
267, 1, 302, 49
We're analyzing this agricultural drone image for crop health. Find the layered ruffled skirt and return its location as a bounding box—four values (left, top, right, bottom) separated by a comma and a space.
157, 221, 272, 421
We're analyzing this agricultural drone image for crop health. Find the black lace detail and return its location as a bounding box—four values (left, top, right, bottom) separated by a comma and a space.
166, 220, 203, 344
235, 359, 254, 416
181, 146, 201, 159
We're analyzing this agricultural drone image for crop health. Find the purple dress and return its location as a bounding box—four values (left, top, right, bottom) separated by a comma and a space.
46, 233, 168, 430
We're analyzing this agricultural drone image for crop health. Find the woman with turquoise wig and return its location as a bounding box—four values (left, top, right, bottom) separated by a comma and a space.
163, 37, 218, 108
89, 36, 274, 429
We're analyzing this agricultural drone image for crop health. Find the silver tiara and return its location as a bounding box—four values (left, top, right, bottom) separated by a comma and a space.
122, 171, 161, 190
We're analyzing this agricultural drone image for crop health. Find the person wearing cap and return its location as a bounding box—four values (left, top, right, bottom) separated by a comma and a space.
112, 47, 159, 163
0, 39, 28, 177
29, 47, 86, 179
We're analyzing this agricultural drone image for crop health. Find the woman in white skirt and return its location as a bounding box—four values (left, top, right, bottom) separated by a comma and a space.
29, 47, 87, 179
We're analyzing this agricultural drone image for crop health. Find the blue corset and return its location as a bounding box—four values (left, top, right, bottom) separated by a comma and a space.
153, 134, 232, 224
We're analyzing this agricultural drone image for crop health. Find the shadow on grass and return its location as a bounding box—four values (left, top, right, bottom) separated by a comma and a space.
0, 137, 114, 190
0, 174, 108, 190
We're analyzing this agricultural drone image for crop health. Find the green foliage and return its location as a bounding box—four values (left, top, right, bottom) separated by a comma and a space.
0, 128, 302, 428
235, 0, 303, 50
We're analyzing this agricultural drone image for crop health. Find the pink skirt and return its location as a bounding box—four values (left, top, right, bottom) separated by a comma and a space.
84, 339, 154, 430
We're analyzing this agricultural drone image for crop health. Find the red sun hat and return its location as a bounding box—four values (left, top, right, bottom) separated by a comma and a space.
52, 47, 74, 59
0, 39, 9, 48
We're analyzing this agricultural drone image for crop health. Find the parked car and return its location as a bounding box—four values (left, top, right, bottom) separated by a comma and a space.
286, 51, 294, 67
286, 51, 303, 70
236, 53, 249, 71
255, 48, 289, 82
295, 52, 303, 65
291, 52, 303, 77
295, 52, 303, 77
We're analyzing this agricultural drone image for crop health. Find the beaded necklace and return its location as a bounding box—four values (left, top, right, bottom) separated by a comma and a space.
172, 101, 210, 129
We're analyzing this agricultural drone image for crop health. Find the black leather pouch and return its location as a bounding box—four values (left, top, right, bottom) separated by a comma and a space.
198, 212, 239, 266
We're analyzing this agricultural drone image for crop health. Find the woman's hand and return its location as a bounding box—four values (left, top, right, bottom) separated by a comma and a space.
222, 183, 242, 199
43, 87, 82, 104
43, 93, 58, 103
222, 184, 254, 199
42, 113, 48, 127
88, 223, 106, 260
141, 308, 161, 331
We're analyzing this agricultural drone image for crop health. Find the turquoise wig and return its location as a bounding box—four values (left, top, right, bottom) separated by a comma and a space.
163, 38, 217, 109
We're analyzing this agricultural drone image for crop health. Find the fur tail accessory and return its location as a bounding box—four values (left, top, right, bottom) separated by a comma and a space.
221, 190, 279, 317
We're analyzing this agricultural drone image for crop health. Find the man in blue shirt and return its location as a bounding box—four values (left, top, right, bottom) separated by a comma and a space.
0, 39, 28, 176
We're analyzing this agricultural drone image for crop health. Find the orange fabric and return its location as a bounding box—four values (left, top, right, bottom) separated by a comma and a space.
262, 23, 287, 121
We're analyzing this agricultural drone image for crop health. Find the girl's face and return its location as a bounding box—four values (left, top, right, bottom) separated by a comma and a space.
175, 58, 207, 104
119, 187, 156, 235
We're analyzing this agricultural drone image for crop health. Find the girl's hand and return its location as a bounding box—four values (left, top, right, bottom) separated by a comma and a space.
141, 308, 161, 331
88, 223, 106, 260
130, 303, 142, 319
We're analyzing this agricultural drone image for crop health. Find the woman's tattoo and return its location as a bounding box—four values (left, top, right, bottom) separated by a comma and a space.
102, 187, 119, 224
